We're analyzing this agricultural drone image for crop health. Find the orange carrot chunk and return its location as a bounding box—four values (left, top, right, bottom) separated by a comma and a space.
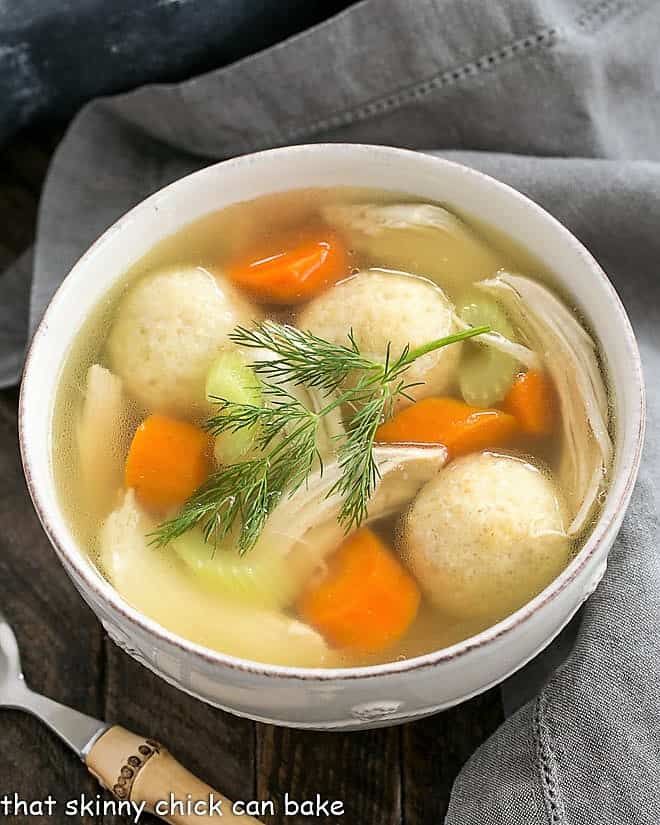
228, 231, 347, 305
504, 369, 556, 436
125, 414, 211, 511
297, 528, 421, 654
376, 397, 518, 459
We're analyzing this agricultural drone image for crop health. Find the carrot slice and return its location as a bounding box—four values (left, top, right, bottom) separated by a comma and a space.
125, 414, 211, 511
504, 369, 556, 436
228, 231, 347, 305
297, 528, 420, 654
376, 397, 517, 459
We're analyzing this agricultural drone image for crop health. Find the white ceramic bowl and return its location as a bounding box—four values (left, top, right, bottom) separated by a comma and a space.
20, 144, 645, 730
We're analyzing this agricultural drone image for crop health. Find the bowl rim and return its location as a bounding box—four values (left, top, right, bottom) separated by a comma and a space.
19, 143, 646, 682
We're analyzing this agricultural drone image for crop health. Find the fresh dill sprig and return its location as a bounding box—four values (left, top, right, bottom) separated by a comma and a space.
152, 382, 321, 555
329, 379, 390, 530
149, 458, 272, 553
151, 320, 489, 553
206, 381, 317, 453
230, 321, 377, 392
324, 338, 455, 532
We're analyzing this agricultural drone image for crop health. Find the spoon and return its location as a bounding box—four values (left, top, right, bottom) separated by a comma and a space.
0, 609, 260, 824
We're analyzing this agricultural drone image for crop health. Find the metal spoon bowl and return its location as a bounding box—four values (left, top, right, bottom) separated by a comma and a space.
0, 607, 108, 756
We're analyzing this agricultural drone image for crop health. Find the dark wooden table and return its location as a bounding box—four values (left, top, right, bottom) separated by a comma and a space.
0, 127, 503, 824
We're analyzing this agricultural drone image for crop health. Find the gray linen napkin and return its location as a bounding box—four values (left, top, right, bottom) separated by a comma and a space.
3, 0, 659, 821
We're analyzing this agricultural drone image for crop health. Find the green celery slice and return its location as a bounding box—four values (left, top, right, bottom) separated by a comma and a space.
206, 350, 262, 464
457, 291, 519, 407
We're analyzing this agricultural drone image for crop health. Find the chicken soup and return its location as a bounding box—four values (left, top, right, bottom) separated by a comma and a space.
52, 187, 613, 668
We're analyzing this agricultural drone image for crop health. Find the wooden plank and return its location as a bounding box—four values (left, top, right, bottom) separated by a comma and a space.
402, 689, 504, 824
101, 645, 256, 825
256, 723, 401, 824
0, 389, 104, 823
0, 115, 109, 818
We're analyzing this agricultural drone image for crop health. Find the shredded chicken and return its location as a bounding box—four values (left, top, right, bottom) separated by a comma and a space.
261, 444, 448, 581
76, 364, 126, 518
322, 202, 502, 287
100, 491, 336, 667
452, 313, 541, 370
477, 272, 612, 535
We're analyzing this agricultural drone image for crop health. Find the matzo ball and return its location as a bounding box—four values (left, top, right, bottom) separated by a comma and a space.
404, 452, 570, 620
107, 266, 259, 416
297, 270, 461, 403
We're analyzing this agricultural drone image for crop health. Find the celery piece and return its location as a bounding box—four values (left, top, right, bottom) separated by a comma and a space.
457, 292, 518, 407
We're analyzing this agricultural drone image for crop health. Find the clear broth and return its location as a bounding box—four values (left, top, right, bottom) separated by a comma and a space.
52, 186, 606, 668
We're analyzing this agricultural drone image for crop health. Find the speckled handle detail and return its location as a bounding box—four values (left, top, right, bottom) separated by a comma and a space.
86, 726, 261, 824
113, 736, 161, 800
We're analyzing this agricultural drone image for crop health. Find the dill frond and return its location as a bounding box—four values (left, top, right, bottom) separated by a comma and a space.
230, 321, 377, 392
149, 458, 271, 554
329, 380, 391, 531
152, 320, 490, 553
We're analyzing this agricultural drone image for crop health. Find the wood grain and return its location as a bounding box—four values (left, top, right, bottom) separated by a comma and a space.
402, 690, 504, 823
256, 724, 401, 825
0, 388, 103, 824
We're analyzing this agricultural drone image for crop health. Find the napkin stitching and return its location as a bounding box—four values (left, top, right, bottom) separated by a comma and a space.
535, 691, 567, 824
232, 26, 558, 153
205, 0, 649, 156
577, 0, 629, 29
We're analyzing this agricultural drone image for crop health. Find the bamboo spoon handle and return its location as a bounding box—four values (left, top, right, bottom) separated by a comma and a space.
85, 725, 262, 824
